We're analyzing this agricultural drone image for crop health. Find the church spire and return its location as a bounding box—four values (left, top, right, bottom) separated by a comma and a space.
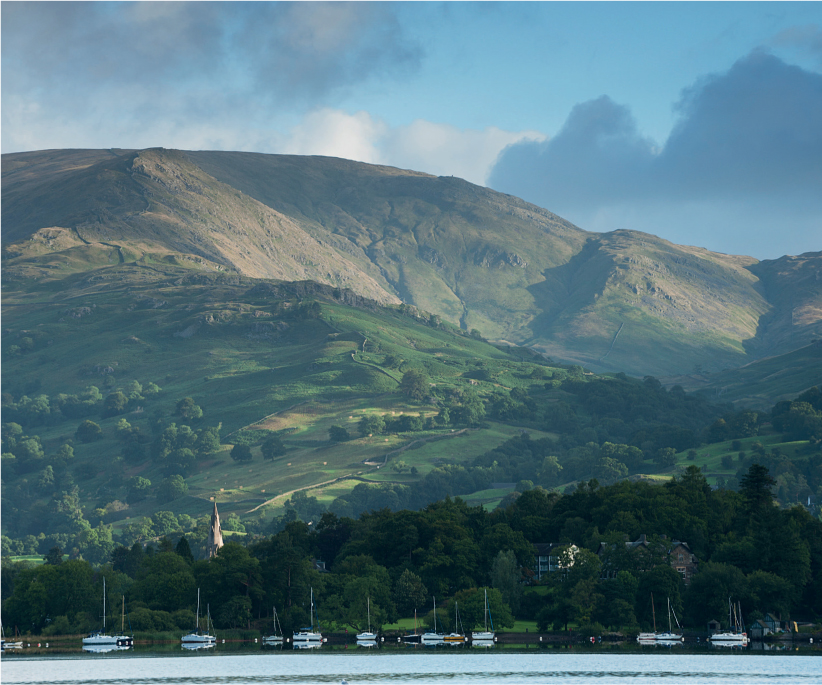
206, 501, 224, 559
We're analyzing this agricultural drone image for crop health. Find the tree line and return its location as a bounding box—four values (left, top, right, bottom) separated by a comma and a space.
3, 462, 820, 638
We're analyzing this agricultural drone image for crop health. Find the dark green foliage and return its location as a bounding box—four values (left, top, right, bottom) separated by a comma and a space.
75, 419, 102, 443
175, 397, 203, 421
399, 368, 429, 401
358, 414, 386, 437
328, 425, 349, 442
103, 391, 129, 418
43, 545, 63, 565
230, 444, 253, 462
158, 475, 188, 503
175, 536, 194, 564
261, 434, 286, 460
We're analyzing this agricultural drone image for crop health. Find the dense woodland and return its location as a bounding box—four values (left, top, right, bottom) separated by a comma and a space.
2, 458, 821, 638
3, 347, 822, 637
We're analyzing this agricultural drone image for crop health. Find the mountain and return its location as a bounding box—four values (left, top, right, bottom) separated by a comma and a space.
3, 147, 820, 377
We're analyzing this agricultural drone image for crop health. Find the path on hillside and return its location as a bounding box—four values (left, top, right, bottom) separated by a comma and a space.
243, 428, 470, 513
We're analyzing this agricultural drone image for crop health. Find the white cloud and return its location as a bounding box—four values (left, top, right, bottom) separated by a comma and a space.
279, 109, 386, 163
278, 109, 545, 185
382, 120, 545, 185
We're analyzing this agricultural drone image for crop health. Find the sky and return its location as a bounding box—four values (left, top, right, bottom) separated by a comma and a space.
2, 2, 821, 259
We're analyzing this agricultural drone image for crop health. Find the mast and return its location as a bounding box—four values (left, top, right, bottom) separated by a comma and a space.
484, 590, 488, 632
651, 592, 656, 633
367, 596, 371, 633
667, 597, 672, 633
433, 596, 437, 633
122, 595, 125, 633
103, 577, 106, 630
196, 588, 201, 631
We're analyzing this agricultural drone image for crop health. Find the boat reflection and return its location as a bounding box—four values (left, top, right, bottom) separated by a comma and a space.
471, 639, 495, 649
83, 644, 132, 654
356, 639, 378, 648
293, 642, 323, 650
181, 642, 215, 651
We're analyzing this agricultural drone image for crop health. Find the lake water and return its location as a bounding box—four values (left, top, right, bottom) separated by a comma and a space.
2, 652, 822, 685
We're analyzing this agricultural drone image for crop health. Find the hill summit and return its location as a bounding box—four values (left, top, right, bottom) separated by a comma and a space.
3, 147, 820, 376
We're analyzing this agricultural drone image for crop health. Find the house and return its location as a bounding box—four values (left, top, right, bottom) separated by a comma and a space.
532, 543, 578, 581
596, 534, 699, 584
668, 540, 699, 584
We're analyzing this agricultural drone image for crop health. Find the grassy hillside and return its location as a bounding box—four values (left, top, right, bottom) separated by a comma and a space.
5, 148, 818, 376
664, 342, 822, 410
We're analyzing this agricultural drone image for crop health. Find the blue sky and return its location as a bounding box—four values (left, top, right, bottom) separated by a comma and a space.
2, 2, 820, 259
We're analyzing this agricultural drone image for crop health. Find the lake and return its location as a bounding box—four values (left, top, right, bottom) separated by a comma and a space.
2, 652, 822, 684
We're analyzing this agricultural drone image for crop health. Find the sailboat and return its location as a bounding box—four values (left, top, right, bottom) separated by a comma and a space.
402, 609, 422, 644
655, 597, 684, 643
292, 587, 323, 648
83, 577, 133, 647
181, 588, 216, 646
636, 592, 659, 643
262, 605, 283, 644
356, 596, 378, 642
420, 596, 444, 645
1, 622, 23, 651
471, 589, 495, 642
443, 601, 466, 644
709, 598, 749, 646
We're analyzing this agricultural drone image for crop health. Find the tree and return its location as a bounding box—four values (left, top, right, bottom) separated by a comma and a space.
103, 391, 129, 417
491, 549, 523, 614
175, 397, 203, 421
393, 569, 428, 616
158, 475, 188, 503
739, 463, 776, 513
44, 546, 63, 565
261, 434, 286, 460
231, 444, 253, 462
196, 425, 221, 455
75, 420, 102, 443
328, 425, 349, 442
358, 414, 386, 437
399, 368, 429, 401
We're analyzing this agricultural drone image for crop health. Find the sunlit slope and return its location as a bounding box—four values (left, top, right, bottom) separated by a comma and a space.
0, 260, 556, 526
4, 148, 820, 376
1, 148, 397, 304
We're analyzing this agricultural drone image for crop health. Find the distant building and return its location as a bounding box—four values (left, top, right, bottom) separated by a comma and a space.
532, 543, 579, 581
206, 502, 224, 559
597, 534, 699, 584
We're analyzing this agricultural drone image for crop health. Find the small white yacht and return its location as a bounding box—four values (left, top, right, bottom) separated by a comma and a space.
83, 578, 133, 647
471, 589, 495, 642
292, 587, 323, 648
181, 589, 216, 645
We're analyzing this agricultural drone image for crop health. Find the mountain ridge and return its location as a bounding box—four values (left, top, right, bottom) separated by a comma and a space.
3, 147, 820, 377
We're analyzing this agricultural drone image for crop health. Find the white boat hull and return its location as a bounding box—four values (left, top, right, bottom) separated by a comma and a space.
710, 632, 748, 646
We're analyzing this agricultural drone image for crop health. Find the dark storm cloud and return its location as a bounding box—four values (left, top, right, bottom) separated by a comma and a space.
1, 2, 421, 118
661, 52, 822, 198
488, 52, 822, 255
